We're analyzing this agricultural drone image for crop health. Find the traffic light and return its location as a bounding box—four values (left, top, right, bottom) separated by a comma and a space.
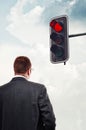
49, 15, 69, 64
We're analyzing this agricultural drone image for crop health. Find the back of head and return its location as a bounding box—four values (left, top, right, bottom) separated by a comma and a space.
14, 56, 32, 75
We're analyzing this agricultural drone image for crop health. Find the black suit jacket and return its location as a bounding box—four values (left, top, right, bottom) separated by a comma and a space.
0, 77, 56, 130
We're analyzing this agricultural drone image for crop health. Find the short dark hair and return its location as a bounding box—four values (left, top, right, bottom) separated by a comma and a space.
14, 56, 31, 74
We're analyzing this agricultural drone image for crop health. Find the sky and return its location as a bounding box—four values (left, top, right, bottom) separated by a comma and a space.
0, 0, 86, 130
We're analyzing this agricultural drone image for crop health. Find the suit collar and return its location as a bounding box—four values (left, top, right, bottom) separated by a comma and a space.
11, 77, 28, 82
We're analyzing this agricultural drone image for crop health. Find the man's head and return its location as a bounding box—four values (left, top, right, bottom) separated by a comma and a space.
14, 56, 32, 78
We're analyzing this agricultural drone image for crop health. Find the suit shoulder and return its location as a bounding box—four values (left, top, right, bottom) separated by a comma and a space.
0, 82, 10, 91
28, 80, 45, 90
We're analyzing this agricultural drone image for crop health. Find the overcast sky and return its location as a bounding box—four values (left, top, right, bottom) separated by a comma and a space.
0, 0, 86, 130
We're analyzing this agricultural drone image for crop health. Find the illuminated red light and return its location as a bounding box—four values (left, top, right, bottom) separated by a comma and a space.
54, 23, 63, 32
50, 20, 63, 32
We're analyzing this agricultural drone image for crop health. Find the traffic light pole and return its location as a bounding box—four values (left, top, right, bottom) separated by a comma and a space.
65, 32, 86, 65
69, 32, 86, 38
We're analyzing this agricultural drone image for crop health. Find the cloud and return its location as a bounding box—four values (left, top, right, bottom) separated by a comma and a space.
45, 63, 86, 130
7, 0, 81, 45
70, 0, 86, 21
7, 0, 46, 45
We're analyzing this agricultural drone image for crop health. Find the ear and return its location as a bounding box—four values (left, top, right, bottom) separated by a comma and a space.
27, 69, 31, 76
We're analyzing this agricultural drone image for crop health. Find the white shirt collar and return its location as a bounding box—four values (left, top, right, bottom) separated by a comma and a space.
14, 75, 27, 80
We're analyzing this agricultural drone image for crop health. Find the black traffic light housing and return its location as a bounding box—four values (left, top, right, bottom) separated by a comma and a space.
49, 15, 69, 64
